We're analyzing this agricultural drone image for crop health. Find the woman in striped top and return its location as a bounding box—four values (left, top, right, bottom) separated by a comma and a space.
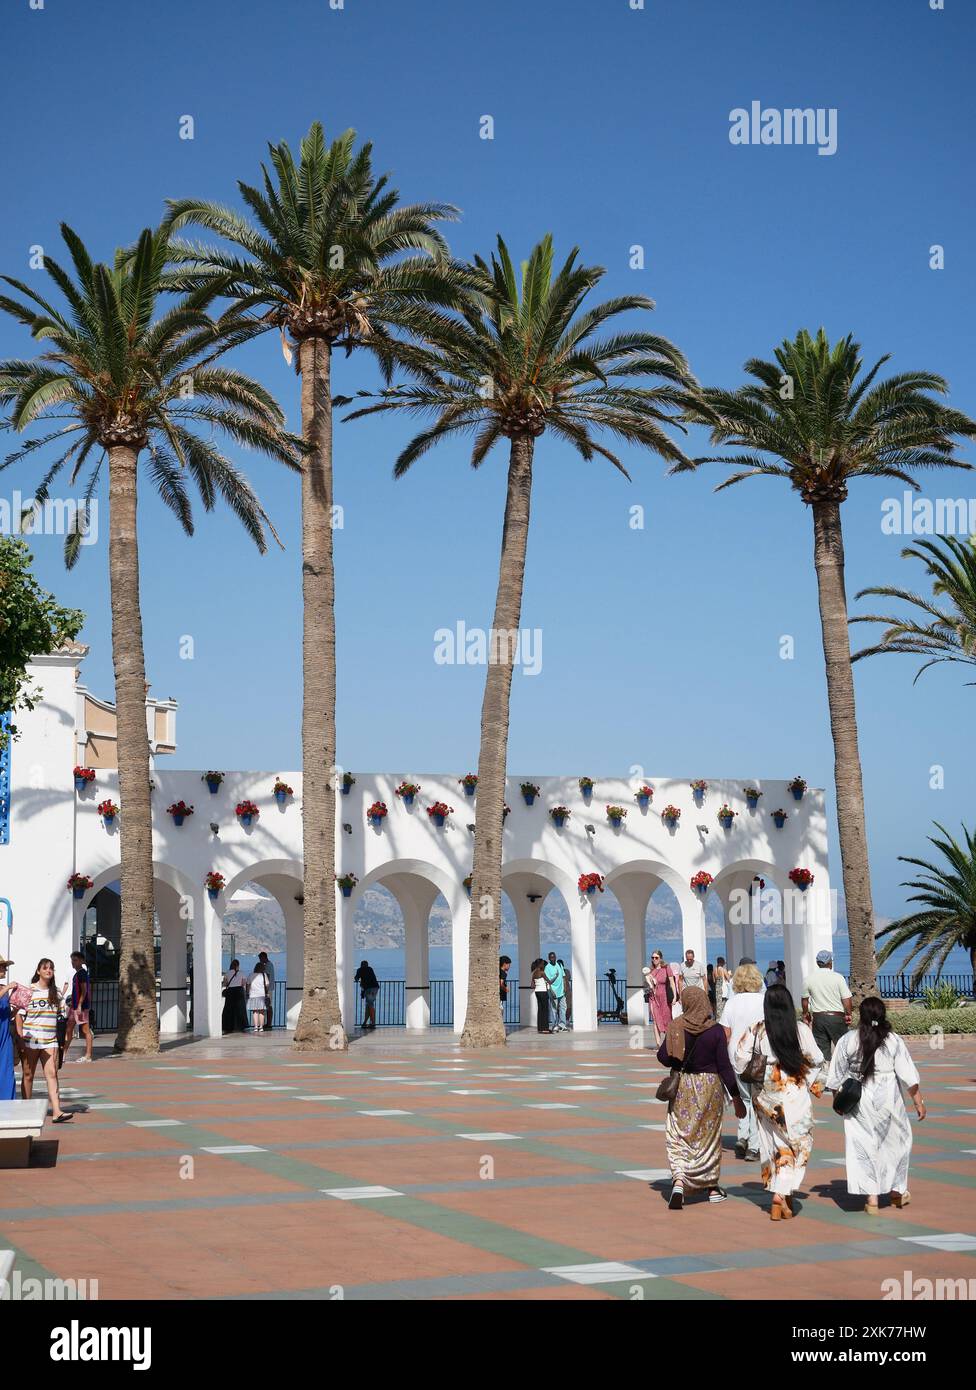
21, 959, 72, 1123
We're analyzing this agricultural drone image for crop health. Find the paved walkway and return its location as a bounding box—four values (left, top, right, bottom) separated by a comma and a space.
2, 1029, 974, 1300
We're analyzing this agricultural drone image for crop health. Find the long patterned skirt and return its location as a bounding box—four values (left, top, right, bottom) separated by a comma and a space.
666, 1071, 724, 1191
754, 1079, 815, 1195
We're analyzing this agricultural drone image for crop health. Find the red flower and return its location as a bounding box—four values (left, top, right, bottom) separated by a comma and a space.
690, 870, 713, 891
426, 801, 454, 819
578, 872, 604, 894
236, 800, 260, 819
73, 766, 96, 782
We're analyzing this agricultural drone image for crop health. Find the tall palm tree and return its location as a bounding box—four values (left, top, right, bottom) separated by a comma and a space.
679, 329, 976, 1003
165, 122, 464, 1050
0, 224, 302, 1055
852, 534, 976, 682
347, 234, 693, 1045
878, 823, 976, 983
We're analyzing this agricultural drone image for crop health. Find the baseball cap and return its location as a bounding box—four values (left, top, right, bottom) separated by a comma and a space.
816, 949, 833, 966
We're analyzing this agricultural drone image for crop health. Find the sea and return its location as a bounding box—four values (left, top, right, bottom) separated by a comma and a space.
225, 937, 973, 987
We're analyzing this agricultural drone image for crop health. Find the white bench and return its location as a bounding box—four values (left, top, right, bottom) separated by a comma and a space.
0, 1100, 50, 1167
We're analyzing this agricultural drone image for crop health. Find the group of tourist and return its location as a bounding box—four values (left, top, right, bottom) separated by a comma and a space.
221, 952, 276, 1034
655, 949, 926, 1217
526, 952, 572, 1032
0, 950, 96, 1123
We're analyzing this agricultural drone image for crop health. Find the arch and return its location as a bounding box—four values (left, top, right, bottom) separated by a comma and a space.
603, 859, 701, 1025
711, 858, 827, 997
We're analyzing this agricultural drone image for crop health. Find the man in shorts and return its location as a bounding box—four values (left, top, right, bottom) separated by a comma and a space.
63, 951, 94, 1063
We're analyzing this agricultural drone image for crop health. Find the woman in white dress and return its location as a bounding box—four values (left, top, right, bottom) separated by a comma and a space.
826, 996, 926, 1213
734, 983, 825, 1220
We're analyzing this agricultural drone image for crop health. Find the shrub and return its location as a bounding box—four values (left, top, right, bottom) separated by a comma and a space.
890, 1007, 976, 1036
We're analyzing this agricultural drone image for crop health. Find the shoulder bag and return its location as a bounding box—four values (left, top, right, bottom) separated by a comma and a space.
656, 1031, 700, 1103
738, 1023, 767, 1086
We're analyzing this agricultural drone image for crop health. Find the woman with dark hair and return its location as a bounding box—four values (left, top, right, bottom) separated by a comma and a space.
531, 959, 551, 1033
221, 959, 249, 1034
657, 986, 746, 1209
246, 960, 270, 1033
827, 997, 925, 1212
734, 983, 824, 1219
20, 959, 72, 1121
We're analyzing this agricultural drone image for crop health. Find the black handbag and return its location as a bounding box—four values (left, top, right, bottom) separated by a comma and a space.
832, 1075, 862, 1116
656, 1032, 699, 1102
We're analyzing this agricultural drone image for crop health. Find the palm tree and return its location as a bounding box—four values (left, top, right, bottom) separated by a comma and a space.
346, 234, 693, 1045
0, 224, 302, 1055
165, 122, 464, 1050
679, 329, 976, 1003
878, 823, 976, 984
852, 534, 976, 682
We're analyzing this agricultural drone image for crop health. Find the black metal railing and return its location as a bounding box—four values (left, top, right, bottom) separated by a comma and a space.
878, 972, 974, 1001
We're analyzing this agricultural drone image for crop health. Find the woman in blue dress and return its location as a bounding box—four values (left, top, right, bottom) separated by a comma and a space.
0, 955, 19, 1101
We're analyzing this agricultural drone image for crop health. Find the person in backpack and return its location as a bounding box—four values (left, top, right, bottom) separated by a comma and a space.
826, 997, 926, 1214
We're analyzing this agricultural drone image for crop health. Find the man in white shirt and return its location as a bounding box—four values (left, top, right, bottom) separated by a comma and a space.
801, 950, 852, 1059
678, 949, 706, 997
722, 963, 766, 1160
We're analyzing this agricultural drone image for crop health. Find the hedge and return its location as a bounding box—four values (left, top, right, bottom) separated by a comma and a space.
890, 1007, 976, 1036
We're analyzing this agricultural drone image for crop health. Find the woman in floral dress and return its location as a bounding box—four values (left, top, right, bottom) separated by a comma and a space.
734, 983, 824, 1219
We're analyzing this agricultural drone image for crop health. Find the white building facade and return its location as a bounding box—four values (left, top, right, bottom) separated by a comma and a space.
0, 649, 833, 1037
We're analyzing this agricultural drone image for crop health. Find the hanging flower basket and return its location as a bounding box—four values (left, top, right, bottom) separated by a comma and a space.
462, 874, 473, 897
236, 799, 260, 827
167, 800, 194, 827
690, 870, 713, 895
341, 772, 356, 795
788, 776, 807, 802
202, 771, 224, 794
205, 870, 225, 901
635, 785, 654, 809
521, 782, 540, 806
73, 766, 95, 792
426, 801, 454, 827
273, 779, 293, 806
366, 800, 388, 827
772, 808, 788, 828
578, 777, 594, 797
690, 779, 707, 802
743, 786, 762, 809
789, 867, 815, 891
67, 872, 93, 900
662, 804, 681, 828
335, 872, 358, 898
606, 804, 628, 827
459, 774, 478, 796
717, 804, 736, 829
549, 805, 571, 828
395, 781, 421, 805
97, 800, 119, 826
578, 871, 604, 896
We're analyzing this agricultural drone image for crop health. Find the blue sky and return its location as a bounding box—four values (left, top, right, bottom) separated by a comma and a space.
2, 0, 974, 920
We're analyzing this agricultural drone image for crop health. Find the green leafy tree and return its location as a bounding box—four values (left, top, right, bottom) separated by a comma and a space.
165, 122, 464, 1050
679, 329, 976, 1003
347, 233, 693, 1044
852, 534, 976, 682
0, 223, 302, 1055
878, 823, 976, 984
0, 536, 84, 748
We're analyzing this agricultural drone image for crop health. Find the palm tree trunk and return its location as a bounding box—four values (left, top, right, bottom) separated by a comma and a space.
293, 336, 345, 1050
108, 445, 159, 1055
461, 434, 535, 1048
812, 498, 878, 1003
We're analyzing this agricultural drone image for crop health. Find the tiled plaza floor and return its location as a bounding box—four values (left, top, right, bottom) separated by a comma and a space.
2, 1028, 975, 1300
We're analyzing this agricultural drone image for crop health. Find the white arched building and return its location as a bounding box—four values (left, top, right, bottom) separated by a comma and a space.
0, 648, 833, 1037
